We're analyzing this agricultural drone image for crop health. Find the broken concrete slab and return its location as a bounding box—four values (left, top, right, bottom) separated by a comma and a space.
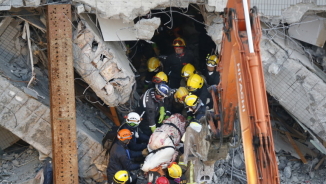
72, 0, 192, 23
0, 126, 20, 149
281, 3, 326, 24
134, 17, 161, 40
0, 17, 13, 36
98, 17, 137, 41
73, 14, 135, 106
260, 30, 326, 142
0, 75, 108, 182
288, 15, 326, 47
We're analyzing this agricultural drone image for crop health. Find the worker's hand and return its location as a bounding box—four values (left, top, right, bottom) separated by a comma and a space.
142, 148, 149, 157
150, 125, 156, 132
158, 106, 165, 123
207, 85, 217, 93
164, 115, 170, 120
148, 173, 154, 183
187, 116, 192, 121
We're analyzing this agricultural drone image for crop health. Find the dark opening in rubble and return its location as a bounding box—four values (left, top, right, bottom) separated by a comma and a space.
127, 5, 216, 94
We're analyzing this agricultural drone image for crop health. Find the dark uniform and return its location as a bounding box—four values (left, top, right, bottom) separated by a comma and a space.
144, 65, 163, 89
136, 88, 164, 136
120, 123, 149, 151
107, 141, 142, 184
187, 101, 206, 122
205, 70, 220, 86
164, 50, 195, 89
191, 83, 213, 109
164, 90, 185, 115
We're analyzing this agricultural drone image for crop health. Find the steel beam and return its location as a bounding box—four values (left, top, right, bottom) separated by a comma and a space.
47, 4, 79, 183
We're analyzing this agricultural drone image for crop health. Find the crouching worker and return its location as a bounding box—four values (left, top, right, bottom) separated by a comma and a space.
121, 112, 149, 152
184, 94, 206, 132
107, 129, 144, 184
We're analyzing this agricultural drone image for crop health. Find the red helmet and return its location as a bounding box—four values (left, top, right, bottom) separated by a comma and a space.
156, 176, 170, 184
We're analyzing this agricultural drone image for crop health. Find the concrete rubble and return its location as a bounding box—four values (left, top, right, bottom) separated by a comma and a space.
73, 14, 135, 106
0, 75, 110, 182
0, 0, 326, 184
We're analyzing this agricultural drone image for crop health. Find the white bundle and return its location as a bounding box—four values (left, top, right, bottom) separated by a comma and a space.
142, 114, 186, 172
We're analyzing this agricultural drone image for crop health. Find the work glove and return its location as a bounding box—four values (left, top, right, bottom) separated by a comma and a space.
164, 115, 170, 120
158, 106, 165, 124
148, 173, 154, 183
150, 125, 156, 132
187, 116, 193, 121
142, 148, 149, 157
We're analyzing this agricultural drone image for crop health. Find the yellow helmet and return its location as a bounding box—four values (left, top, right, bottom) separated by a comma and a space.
186, 74, 204, 91
184, 94, 199, 107
168, 163, 182, 178
147, 57, 161, 72
181, 63, 196, 78
206, 54, 219, 67
152, 71, 168, 84
172, 37, 186, 47
113, 170, 129, 184
174, 87, 189, 103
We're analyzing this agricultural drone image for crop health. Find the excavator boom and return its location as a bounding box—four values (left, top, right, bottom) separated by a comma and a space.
217, 0, 280, 183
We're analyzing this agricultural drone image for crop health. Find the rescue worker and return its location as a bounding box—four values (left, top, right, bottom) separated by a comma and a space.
205, 54, 220, 86
167, 162, 186, 184
120, 112, 149, 151
184, 94, 206, 132
107, 129, 145, 184
164, 37, 195, 89
180, 63, 196, 87
151, 71, 168, 87
165, 87, 189, 115
113, 170, 130, 184
144, 57, 163, 91
136, 83, 171, 136
186, 74, 212, 108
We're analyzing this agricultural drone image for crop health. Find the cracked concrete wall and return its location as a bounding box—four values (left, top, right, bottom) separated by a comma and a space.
73, 15, 135, 106
73, 0, 195, 23
281, 3, 326, 24
261, 31, 326, 141
0, 76, 107, 182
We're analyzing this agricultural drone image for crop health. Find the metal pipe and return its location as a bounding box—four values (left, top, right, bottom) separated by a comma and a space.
242, 0, 254, 53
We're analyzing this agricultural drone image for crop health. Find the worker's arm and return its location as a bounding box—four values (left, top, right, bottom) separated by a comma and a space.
127, 139, 147, 151
120, 150, 140, 171
146, 106, 156, 128
128, 149, 143, 158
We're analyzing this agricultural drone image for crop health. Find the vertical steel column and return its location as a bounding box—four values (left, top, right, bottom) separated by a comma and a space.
47, 4, 79, 183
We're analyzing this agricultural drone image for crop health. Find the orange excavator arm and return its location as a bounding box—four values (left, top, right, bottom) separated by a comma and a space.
215, 0, 280, 183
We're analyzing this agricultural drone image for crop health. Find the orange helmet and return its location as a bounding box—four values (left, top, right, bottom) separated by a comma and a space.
172, 37, 186, 47
117, 129, 133, 141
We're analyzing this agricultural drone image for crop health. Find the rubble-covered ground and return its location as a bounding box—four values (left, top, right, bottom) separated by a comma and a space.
1, 1, 326, 184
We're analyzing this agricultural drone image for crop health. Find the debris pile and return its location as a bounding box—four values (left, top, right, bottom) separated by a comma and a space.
0, 144, 43, 184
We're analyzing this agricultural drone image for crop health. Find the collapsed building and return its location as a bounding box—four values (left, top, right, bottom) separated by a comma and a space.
0, 0, 326, 183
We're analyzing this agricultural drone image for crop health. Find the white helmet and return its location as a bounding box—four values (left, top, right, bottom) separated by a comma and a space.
126, 112, 141, 127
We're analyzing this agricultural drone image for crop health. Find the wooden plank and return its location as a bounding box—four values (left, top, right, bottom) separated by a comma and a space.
314, 156, 326, 170
109, 107, 121, 126
285, 132, 307, 164
47, 4, 79, 184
